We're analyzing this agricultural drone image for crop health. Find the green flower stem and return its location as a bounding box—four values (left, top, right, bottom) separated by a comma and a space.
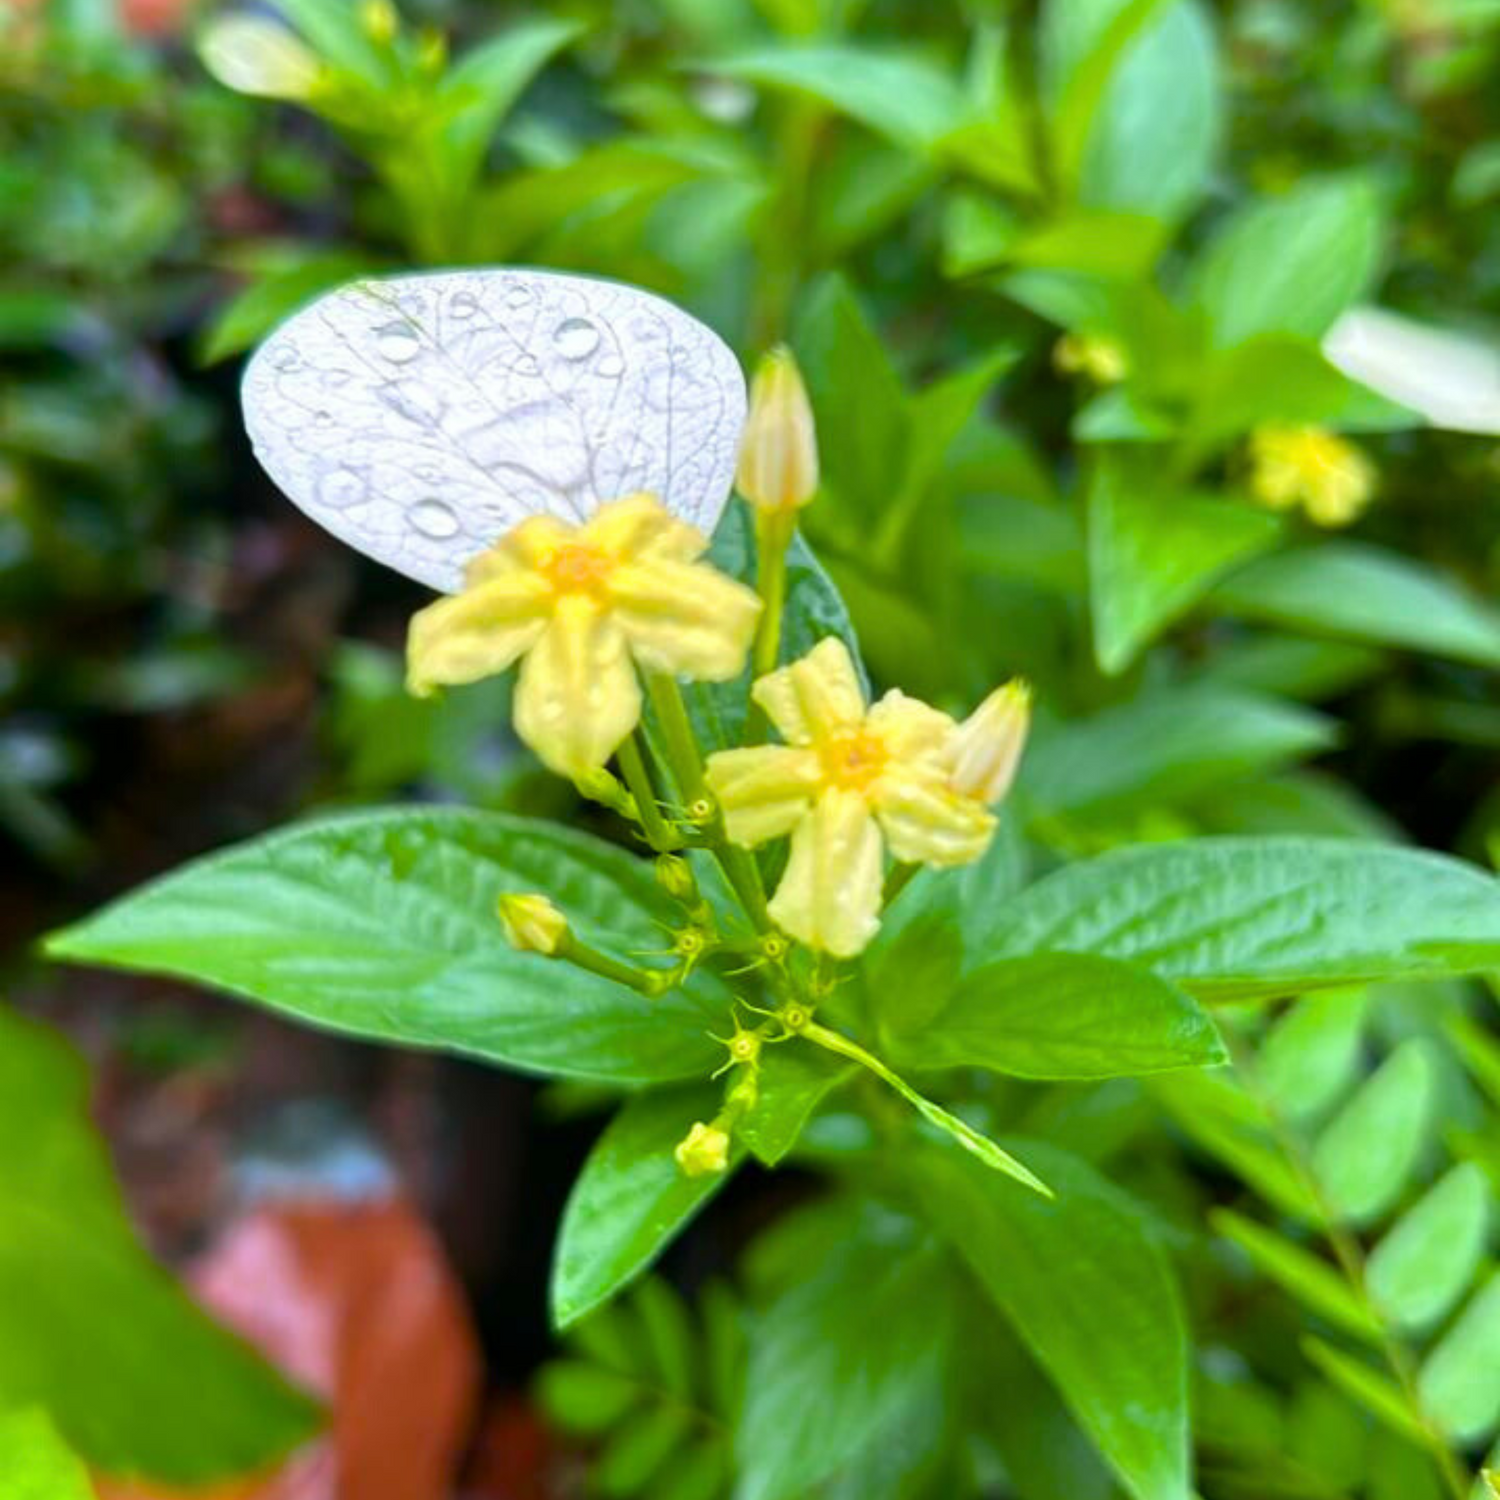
616, 732, 679, 852
556, 931, 669, 998
794, 1017, 1051, 1197
752, 508, 795, 681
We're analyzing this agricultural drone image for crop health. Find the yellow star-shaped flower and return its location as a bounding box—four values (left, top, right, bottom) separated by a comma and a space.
1248, 425, 1375, 527
705, 638, 996, 958
407, 493, 761, 778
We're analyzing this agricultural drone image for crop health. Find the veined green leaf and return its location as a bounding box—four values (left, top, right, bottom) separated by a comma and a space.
1311, 1041, 1437, 1226
1211, 543, 1500, 670
1212, 1209, 1381, 1342
976, 838, 1500, 1001
882, 952, 1224, 1079
551, 1086, 738, 1329
915, 1140, 1191, 1500
47, 808, 726, 1085
0, 1408, 94, 1500
1086, 452, 1282, 673
0, 1008, 318, 1483
1419, 1273, 1500, 1444
1368, 1164, 1491, 1331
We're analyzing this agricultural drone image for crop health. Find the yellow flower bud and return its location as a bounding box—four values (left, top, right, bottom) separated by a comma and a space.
198, 14, 322, 100
736, 347, 819, 512
496, 893, 568, 956
950, 679, 1031, 806
1053, 332, 1128, 385
674, 1121, 731, 1178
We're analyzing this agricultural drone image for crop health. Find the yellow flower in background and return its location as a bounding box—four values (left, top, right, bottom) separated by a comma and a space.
407, 494, 761, 778
705, 638, 995, 958
674, 1121, 731, 1177
1053, 331, 1128, 386
1248, 425, 1375, 527
737, 346, 819, 513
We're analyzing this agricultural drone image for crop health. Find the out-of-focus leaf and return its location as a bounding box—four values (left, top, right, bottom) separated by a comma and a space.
47, 809, 726, 1085
1188, 177, 1384, 350
1368, 1164, 1491, 1331
1302, 1339, 1426, 1444
1258, 989, 1369, 1121
1311, 1041, 1437, 1226
551, 1086, 738, 1329
1418, 1272, 1500, 1444
1086, 452, 1283, 672
1211, 544, 1500, 670
0, 1408, 93, 1500
915, 1140, 1191, 1500
0, 1007, 318, 1484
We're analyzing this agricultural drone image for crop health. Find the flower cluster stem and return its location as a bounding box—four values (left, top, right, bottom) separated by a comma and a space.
616, 732, 678, 851
752, 509, 794, 681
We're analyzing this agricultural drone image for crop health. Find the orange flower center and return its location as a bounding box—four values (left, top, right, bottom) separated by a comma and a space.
542, 542, 614, 596
822, 730, 888, 793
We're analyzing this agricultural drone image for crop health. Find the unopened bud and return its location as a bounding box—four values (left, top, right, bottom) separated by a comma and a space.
674, 1121, 731, 1177
359, 0, 398, 44
1053, 332, 1127, 386
737, 347, 818, 512
199, 14, 322, 100
497, 893, 568, 956
656, 855, 696, 901
951, 679, 1031, 806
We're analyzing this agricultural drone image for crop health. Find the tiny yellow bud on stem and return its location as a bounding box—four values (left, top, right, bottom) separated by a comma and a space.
737, 347, 819, 515
497, 893, 568, 955
951, 679, 1031, 806
674, 1120, 732, 1177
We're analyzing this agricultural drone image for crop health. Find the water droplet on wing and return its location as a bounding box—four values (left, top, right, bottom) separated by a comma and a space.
410, 498, 461, 539
555, 317, 600, 360
376, 323, 422, 364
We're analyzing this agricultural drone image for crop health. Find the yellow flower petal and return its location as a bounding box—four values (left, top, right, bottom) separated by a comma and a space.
467, 514, 574, 583
513, 596, 640, 777
705, 745, 821, 846
583, 492, 705, 562
873, 768, 996, 867
406, 573, 551, 695
866, 690, 955, 767
768, 788, 883, 958
752, 636, 866, 747
610, 558, 762, 680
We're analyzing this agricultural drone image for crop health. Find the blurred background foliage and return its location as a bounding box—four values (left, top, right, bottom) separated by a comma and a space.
5, 0, 1500, 1496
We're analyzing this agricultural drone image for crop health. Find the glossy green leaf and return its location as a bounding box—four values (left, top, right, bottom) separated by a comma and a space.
736, 1225, 956, 1500
1211, 543, 1500, 669
1258, 989, 1369, 1121
1368, 1164, 1491, 1330
1211, 1210, 1380, 1342
738, 1043, 853, 1165
1188, 176, 1383, 350
0, 1007, 317, 1484
551, 1086, 738, 1329
710, 44, 972, 151
1419, 1272, 1500, 1444
1087, 453, 1282, 672
0, 1409, 93, 1500
976, 838, 1500, 1001
47, 808, 725, 1085
1312, 1041, 1437, 1226
883, 952, 1224, 1079
915, 1140, 1191, 1500
1024, 687, 1335, 819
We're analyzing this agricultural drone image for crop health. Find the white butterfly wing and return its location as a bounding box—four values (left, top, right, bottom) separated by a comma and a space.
241, 269, 747, 592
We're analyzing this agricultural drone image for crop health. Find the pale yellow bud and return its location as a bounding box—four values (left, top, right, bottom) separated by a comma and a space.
1053, 332, 1127, 386
674, 1121, 731, 1177
496, 893, 568, 956
359, 0, 398, 43
199, 14, 322, 100
737, 347, 818, 512
951, 679, 1031, 806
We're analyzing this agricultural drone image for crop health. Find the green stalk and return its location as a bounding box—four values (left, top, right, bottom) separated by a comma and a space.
752, 509, 794, 681
616, 732, 678, 852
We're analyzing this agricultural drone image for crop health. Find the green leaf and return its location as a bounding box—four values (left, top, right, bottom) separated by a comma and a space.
1258, 989, 1369, 1121
915, 1140, 1191, 1500
976, 838, 1500, 1001
710, 44, 972, 151
1024, 687, 1336, 821
1188, 177, 1384, 350
1087, 453, 1282, 672
1311, 1041, 1437, 1226
47, 808, 725, 1085
1303, 1339, 1428, 1444
736, 1221, 957, 1500
1211, 543, 1500, 670
0, 1409, 94, 1500
1211, 1210, 1381, 1342
272, 0, 387, 82
1419, 1272, 1500, 1444
883, 952, 1224, 1079
551, 1086, 738, 1329
593, 1402, 697, 1495
0, 1008, 317, 1483
1368, 1164, 1491, 1330
535, 1360, 642, 1435
738, 1042, 853, 1165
